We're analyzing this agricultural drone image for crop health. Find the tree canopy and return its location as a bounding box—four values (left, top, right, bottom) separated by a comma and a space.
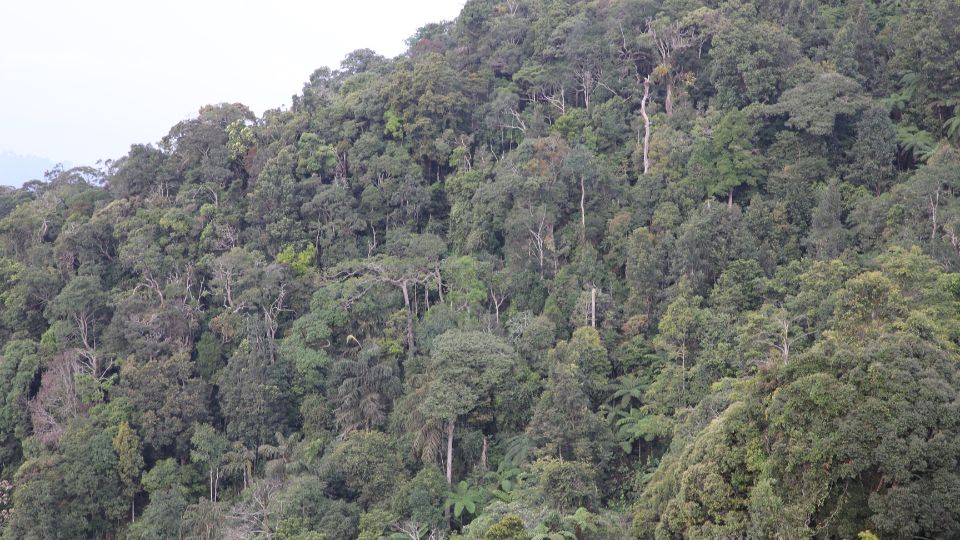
1, 0, 960, 538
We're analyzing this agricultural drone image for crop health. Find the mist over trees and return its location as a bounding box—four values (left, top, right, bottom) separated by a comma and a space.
1, 0, 960, 538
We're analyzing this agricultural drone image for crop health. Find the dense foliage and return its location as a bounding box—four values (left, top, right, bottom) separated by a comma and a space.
2, 0, 960, 538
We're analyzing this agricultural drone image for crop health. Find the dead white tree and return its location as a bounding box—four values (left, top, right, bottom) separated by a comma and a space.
640, 75, 652, 174
646, 19, 698, 116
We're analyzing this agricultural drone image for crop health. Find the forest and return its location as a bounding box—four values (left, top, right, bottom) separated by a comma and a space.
1, 0, 959, 538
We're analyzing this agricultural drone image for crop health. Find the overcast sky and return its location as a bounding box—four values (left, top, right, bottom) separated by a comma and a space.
0, 0, 465, 186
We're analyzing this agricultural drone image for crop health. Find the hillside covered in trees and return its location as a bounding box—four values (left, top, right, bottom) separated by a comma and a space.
2, 0, 960, 538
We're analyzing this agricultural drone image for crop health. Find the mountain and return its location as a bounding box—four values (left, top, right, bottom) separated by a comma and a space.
0, 0, 959, 538
0, 152, 69, 187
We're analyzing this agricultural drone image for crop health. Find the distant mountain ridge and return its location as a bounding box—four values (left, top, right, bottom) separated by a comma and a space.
0, 151, 71, 187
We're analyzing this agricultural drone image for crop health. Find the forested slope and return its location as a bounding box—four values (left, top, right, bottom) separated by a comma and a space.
1, 0, 960, 538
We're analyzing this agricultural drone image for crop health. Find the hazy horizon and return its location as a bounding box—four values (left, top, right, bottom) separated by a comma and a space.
0, 0, 465, 187
0, 151, 72, 186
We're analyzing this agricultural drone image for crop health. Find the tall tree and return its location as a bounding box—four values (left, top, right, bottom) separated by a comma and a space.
654, 282, 706, 402
113, 421, 145, 522
191, 423, 230, 503
416, 331, 517, 484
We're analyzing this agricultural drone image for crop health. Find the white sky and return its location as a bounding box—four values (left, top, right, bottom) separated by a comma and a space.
0, 0, 465, 175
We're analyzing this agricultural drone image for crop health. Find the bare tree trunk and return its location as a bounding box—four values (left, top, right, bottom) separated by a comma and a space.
400, 281, 414, 350
680, 342, 686, 405
640, 76, 652, 175
446, 421, 455, 485
368, 224, 377, 256
728, 189, 733, 209
480, 436, 488, 471
780, 319, 791, 363
930, 188, 941, 241
590, 287, 597, 328
665, 79, 674, 116
583, 79, 591, 111
579, 176, 587, 243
